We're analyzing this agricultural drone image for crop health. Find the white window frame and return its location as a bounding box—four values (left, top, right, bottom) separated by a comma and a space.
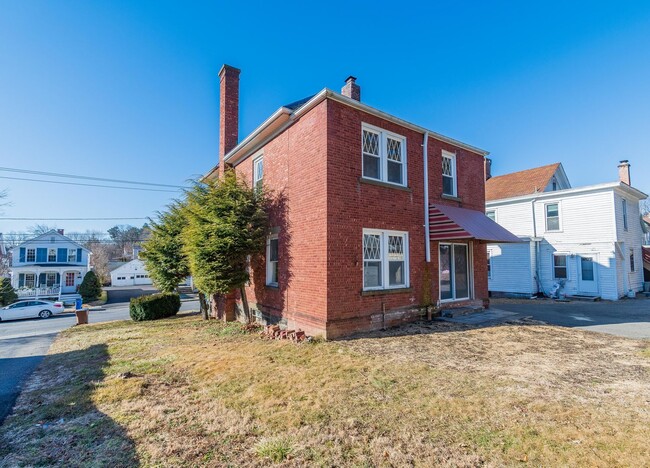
25, 273, 35, 288
362, 229, 409, 291
545, 202, 561, 232
553, 253, 568, 279
46, 272, 57, 287
26, 248, 35, 262
253, 154, 263, 190
65, 272, 75, 287
486, 210, 497, 222
266, 233, 279, 287
630, 248, 635, 272
487, 250, 493, 279
68, 249, 77, 262
48, 248, 57, 262
361, 123, 407, 187
441, 150, 457, 197
439, 242, 471, 302
622, 199, 628, 231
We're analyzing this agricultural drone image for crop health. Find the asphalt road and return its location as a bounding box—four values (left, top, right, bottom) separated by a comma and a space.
493, 297, 650, 339
0, 300, 199, 425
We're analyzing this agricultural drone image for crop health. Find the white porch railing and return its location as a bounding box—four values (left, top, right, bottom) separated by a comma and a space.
16, 286, 61, 298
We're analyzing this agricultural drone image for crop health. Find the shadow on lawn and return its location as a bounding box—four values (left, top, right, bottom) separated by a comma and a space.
0, 343, 138, 467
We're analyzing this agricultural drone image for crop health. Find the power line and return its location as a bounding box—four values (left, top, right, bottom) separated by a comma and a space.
0, 166, 188, 189
0, 217, 148, 221
0, 175, 181, 193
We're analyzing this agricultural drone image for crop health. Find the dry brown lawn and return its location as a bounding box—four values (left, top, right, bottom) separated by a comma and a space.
1, 312, 649, 467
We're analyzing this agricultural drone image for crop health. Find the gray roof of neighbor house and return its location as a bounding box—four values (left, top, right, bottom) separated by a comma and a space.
283, 95, 315, 111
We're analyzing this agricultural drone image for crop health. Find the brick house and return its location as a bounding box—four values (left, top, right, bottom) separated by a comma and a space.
206, 65, 519, 338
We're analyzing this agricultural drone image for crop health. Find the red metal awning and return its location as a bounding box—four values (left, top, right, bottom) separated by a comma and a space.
429, 204, 522, 243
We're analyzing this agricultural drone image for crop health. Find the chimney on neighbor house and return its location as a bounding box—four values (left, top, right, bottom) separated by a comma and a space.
57, 229, 64, 235
341, 76, 361, 101
484, 157, 492, 181
618, 160, 631, 186
218, 64, 241, 172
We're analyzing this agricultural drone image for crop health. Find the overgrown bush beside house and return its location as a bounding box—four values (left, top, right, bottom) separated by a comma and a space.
78, 270, 102, 301
0, 277, 18, 305
129, 292, 181, 321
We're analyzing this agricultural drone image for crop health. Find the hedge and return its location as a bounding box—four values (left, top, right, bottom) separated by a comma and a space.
129, 293, 181, 321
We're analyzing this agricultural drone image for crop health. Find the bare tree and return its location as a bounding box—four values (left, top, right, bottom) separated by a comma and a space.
28, 224, 58, 235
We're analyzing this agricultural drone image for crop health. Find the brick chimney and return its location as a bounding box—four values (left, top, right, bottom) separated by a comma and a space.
341, 76, 360, 101
218, 64, 241, 173
57, 229, 64, 235
484, 157, 492, 181
618, 160, 631, 186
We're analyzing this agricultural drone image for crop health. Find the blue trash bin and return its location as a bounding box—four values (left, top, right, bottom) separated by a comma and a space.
75, 297, 83, 310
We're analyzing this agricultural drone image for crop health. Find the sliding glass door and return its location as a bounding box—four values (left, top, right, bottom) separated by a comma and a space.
439, 243, 470, 301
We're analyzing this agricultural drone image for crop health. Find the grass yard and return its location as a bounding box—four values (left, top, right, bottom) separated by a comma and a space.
1, 312, 649, 467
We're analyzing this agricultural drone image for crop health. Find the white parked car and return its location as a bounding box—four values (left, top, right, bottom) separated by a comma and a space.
0, 300, 64, 322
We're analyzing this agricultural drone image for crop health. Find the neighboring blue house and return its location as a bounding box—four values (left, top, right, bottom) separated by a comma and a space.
10, 229, 90, 300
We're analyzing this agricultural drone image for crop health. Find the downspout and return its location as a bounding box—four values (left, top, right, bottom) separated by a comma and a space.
423, 132, 430, 262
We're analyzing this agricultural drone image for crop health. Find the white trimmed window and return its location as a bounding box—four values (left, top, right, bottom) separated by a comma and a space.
545, 203, 560, 231
442, 150, 457, 196
630, 249, 635, 272
46, 273, 57, 287
486, 210, 496, 222
253, 155, 263, 190
48, 248, 56, 262
362, 124, 407, 186
363, 229, 409, 290
622, 199, 628, 231
68, 249, 77, 262
65, 272, 75, 287
266, 233, 279, 286
26, 249, 35, 262
553, 254, 567, 279
25, 273, 35, 288
487, 251, 493, 279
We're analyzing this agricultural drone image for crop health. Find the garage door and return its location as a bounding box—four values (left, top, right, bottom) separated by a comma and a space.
134, 274, 152, 285
112, 275, 134, 287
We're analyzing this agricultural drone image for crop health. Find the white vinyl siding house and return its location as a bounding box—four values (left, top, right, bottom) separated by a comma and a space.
10, 230, 91, 299
486, 182, 647, 300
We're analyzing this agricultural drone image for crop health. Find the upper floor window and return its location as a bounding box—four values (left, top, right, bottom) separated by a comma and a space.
48, 248, 56, 262
363, 229, 409, 290
551, 177, 558, 191
545, 203, 560, 231
622, 199, 628, 231
442, 150, 457, 197
486, 210, 496, 222
26, 249, 35, 262
253, 155, 263, 190
68, 249, 77, 262
362, 124, 407, 186
266, 233, 279, 286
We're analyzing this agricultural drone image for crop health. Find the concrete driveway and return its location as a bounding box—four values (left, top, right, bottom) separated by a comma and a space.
0, 300, 199, 425
492, 296, 650, 339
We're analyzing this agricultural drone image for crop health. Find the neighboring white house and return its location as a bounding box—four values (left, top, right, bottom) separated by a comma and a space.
486, 161, 647, 300
110, 259, 152, 287
10, 229, 91, 299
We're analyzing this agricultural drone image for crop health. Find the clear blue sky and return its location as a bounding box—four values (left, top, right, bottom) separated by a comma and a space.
1, 1, 650, 235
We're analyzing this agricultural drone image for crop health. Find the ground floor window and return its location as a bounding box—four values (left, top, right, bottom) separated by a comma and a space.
266, 233, 279, 286
46, 273, 57, 287
439, 243, 470, 301
25, 273, 35, 288
630, 249, 635, 272
553, 254, 568, 279
65, 272, 75, 287
487, 251, 492, 279
363, 229, 409, 290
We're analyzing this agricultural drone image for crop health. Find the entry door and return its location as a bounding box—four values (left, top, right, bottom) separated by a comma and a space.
439, 243, 470, 301
578, 255, 599, 295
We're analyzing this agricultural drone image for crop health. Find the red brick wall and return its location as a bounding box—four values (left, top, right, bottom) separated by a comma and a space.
234, 100, 329, 337
324, 99, 488, 337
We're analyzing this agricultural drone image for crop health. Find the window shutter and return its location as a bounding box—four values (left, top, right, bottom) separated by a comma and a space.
76, 248, 82, 262
39, 273, 46, 286
19, 248, 26, 263
37, 248, 47, 262
56, 273, 61, 285
57, 248, 67, 262
19, 274, 25, 287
